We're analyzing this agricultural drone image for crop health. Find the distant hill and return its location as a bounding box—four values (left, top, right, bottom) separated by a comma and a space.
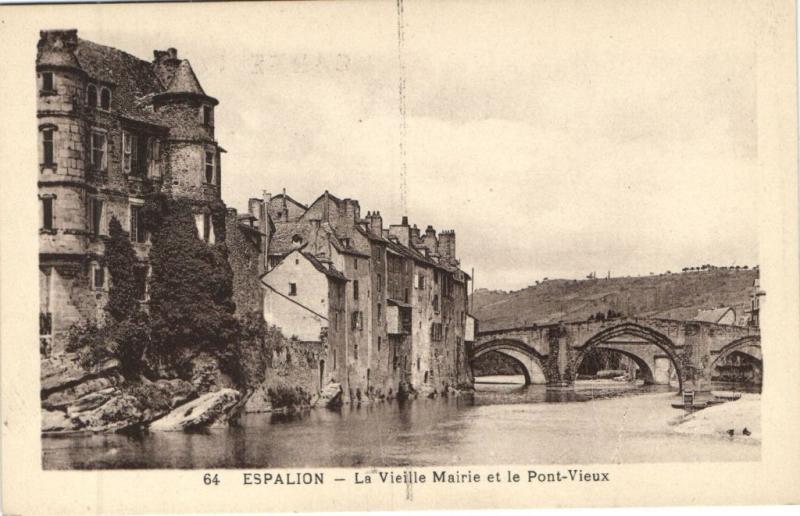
470, 268, 759, 332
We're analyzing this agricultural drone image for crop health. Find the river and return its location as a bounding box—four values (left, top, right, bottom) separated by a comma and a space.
42, 379, 760, 469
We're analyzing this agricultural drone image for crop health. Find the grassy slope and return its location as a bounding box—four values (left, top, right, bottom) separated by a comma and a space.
470, 269, 758, 332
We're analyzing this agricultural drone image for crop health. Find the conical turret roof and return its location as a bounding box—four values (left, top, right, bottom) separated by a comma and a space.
166, 60, 206, 95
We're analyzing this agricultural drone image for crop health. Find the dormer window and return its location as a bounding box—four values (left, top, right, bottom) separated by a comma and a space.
41, 72, 54, 93
87, 85, 97, 108
202, 105, 212, 126
100, 87, 111, 110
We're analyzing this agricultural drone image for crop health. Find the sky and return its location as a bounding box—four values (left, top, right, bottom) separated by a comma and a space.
72, 1, 758, 291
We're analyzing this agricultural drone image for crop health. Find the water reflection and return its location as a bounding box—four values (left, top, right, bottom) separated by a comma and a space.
42, 378, 759, 470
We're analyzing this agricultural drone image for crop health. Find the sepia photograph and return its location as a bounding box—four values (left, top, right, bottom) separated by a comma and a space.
2, 0, 799, 512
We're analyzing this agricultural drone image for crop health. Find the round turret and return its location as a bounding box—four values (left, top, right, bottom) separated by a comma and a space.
37, 30, 89, 257
152, 50, 221, 203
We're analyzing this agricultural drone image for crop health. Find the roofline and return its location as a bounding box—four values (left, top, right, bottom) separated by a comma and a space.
272, 193, 308, 210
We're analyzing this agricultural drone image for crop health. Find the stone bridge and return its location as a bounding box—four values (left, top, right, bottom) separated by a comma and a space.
470, 318, 761, 393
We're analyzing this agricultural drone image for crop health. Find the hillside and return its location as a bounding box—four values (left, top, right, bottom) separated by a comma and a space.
470, 268, 759, 332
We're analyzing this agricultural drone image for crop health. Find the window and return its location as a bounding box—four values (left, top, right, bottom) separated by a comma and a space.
87, 85, 97, 108
433, 294, 439, 313
100, 87, 111, 110
431, 323, 443, 341
351, 311, 363, 331
91, 131, 107, 171
289, 283, 297, 296
123, 131, 140, 175
353, 280, 359, 300
377, 303, 382, 317
92, 265, 105, 290
417, 274, 425, 289
148, 138, 162, 177
393, 352, 398, 371
129, 205, 146, 243
417, 356, 421, 371
354, 258, 358, 270
42, 72, 54, 92
134, 265, 148, 301
404, 288, 409, 304
41, 197, 53, 230
87, 198, 103, 236
202, 105, 212, 126
434, 270, 440, 284
377, 273, 382, 292
354, 344, 358, 360
205, 152, 215, 183
42, 129, 54, 165
378, 336, 381, 352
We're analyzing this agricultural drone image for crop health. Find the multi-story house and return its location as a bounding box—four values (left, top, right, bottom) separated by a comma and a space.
256, 189, 472, 402
37, 30, 225, 355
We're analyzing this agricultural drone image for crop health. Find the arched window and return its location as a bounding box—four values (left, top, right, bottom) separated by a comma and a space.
87, 84, 97, 108
100, 88, 111, 110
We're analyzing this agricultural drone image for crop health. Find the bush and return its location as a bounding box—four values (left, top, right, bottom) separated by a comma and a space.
267, 384, 311, 410
65, 321, 115, 370
120, 381, 171, 415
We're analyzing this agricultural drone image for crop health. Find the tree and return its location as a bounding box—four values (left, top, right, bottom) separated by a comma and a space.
145, 196, 237, 368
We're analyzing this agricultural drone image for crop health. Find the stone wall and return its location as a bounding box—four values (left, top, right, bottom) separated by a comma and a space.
225, 210, 263, 315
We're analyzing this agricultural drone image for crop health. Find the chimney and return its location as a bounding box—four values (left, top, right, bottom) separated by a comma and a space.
389, 216, 411, 248
281, 188, 289, 221
152, 47, 181, 88
343, 199, 361, 223
262, 191, 271, 273
438, 230, 456, 264
423, 225, 438, 254
368, 210, 383, 235
37, 30, 81, 69
153, 47, 179, 63
410, 224, 421, 243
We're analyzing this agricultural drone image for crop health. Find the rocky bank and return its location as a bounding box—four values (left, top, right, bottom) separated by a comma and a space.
41, 352, 240, 434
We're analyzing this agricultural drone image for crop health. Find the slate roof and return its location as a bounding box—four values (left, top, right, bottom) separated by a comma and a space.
268, 221, 308, 256
302, 252, 348, 282
37, 33, 215, 129
73, 38, 168, 127
271, 193, 308, 210
693, 307, 735, 324
165, 60, 206, 95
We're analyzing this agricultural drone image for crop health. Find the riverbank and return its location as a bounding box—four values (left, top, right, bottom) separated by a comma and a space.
672, 393, 761, 440
43, 386, 760, 469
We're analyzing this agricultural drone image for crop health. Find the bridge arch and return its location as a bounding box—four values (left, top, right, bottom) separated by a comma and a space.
470, 339, 548, 385
709, 335, 762, 368
708, 335, 762, 384
571, 322, 684, 392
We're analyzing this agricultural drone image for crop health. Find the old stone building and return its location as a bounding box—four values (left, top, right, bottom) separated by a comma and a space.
254, 190, 473, 402
37, 30, 225, 354
35, 30, 473, 402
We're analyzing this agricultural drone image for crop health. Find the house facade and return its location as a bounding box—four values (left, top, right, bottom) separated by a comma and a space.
256, 190, 473, 401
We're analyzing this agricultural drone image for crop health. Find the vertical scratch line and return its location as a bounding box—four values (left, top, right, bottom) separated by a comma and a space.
396, 0, 408, 217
